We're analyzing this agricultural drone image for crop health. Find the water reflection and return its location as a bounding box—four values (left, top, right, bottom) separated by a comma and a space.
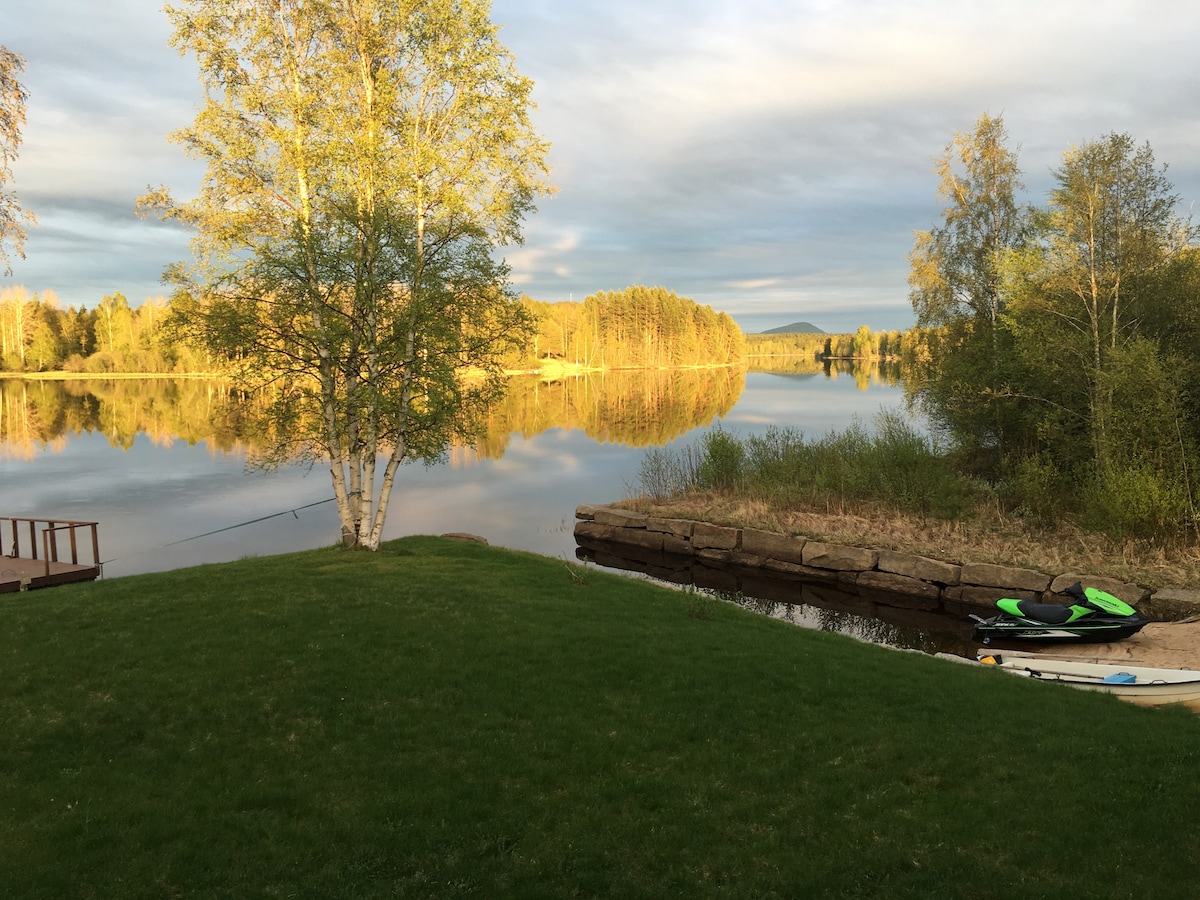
0, 378, 258, 459
718, 591, 970, 655
575, 538, 976, 656
0, 361, 900, 462
2, 368, 748, 463
2, 365, 911, 579
750, 357, 902, 390
472, 367, 746, 459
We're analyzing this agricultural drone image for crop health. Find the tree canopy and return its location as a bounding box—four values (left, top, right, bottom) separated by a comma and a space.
909, 119, 1200, 538
906, 113, 1027, 457
142, 0, 552, 549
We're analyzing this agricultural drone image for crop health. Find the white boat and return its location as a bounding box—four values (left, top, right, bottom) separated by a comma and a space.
975, 650, 1200, 707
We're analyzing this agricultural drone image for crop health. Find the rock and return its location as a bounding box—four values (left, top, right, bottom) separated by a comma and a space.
573, 508, 1199, 622
802, 542, 878, 572
730, 551, 767, 568
857, 570, 943, 604
960, 562, 1050, 594
647, 517, 696, 537
876, 549, 961, 586
573, 520, 663, 552
944, 584, 1042, 606
1143, 588, 1200, 622
692, 522, 739, 551
762, 558, 840, 582
662, 533, 693, 556
441, 532, 488, 545
592, 507, 649, 528
742, 528, 806, 564
697, 548, 733, 564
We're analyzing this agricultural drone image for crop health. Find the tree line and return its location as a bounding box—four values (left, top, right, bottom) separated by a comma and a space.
907, 113, 1200, 540
2, 281, 908, 377
0, 287, 217, 373
746, 325, 906, 361
521, 286, 746, 369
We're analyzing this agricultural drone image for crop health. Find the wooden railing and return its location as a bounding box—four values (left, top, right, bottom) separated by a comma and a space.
2, 517, 101, 579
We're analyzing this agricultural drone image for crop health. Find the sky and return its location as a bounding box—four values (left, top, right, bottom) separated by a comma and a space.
5, 0, 1200, 334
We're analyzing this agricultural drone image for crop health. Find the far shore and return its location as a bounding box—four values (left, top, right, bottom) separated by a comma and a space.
0, 370, 226, 380
2, 358, 753, 382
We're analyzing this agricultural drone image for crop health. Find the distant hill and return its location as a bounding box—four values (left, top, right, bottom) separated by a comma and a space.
759, 321, 825, 335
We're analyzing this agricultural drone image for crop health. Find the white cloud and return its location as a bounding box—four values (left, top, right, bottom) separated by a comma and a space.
6, 0, 1200, 326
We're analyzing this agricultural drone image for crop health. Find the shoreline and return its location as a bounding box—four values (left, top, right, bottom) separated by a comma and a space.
576, 503, 1200, 669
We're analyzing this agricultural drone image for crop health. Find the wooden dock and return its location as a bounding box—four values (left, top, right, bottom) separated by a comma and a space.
1, 517, 101, 593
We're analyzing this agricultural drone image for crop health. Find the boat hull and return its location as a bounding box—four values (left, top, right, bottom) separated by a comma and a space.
972, 618, 1148, 644
977, 653, 1200, 706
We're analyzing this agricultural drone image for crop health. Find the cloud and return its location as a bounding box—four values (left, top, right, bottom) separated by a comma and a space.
6, 0, 1200, 326
727, 279, 781, 291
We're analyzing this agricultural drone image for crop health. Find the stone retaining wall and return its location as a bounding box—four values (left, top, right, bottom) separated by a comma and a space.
574, 505, 1200, 621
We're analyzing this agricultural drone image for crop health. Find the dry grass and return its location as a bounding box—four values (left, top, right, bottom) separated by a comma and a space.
622, 491, 1200, 590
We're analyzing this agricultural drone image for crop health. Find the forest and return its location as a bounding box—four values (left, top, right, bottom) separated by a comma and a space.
746, 325, 905, 361
0, 284, 889, 376
0, 288, 211, 374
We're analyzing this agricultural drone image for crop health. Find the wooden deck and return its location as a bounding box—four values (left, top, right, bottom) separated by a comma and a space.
1, 517, 101, 593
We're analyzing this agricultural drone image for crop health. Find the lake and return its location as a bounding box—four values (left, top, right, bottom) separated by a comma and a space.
1, 364, 907, 581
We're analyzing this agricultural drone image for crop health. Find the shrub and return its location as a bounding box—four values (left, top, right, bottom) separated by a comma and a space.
696, 426, 745, 491
636, 445, 701, 500
1082, 465, 1194, 541
997, 454, 1068, 524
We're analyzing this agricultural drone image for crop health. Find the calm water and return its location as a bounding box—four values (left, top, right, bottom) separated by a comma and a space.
1, 366, 907, 579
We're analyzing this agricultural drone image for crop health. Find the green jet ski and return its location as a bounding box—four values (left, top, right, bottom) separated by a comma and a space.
971, 582, 1150, 644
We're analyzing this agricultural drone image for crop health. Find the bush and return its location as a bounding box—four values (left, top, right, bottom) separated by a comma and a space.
866, 410, 977, 518
636, 444, 702, 500
84, 351, 117, 373
998, 454, 1068, 524
1082, 465, 1194, 541
696, 426, 745, 491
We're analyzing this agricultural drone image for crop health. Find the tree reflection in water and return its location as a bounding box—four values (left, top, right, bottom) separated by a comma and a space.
2, 368, 748, 463
717, 589, 961, 655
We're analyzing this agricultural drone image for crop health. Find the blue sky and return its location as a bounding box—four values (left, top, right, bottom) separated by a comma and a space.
5, 0, 1200, 333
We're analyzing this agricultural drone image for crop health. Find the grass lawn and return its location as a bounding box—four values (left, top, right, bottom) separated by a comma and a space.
2, 536, 1198, 898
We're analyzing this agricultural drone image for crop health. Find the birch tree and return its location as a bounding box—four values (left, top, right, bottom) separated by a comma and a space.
1006, 133, 1192, 475
0, 46, 36, 275
141, 0, 551, 549
909, 113, 1025, 329
906, 113, 1027, 454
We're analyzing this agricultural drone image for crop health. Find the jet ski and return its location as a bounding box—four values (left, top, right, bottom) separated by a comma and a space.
971, 581, 1150, 644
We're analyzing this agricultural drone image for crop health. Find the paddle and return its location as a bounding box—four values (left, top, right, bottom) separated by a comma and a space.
1022, 666, 1137, 684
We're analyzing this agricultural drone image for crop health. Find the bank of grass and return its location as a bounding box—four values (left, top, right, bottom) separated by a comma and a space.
2, 537, 1198, 898
634, 418, 1200, 590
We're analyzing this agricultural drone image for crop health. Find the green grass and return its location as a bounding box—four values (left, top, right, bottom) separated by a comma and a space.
2, 536, 1198, 898
641, 414, 981, 520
